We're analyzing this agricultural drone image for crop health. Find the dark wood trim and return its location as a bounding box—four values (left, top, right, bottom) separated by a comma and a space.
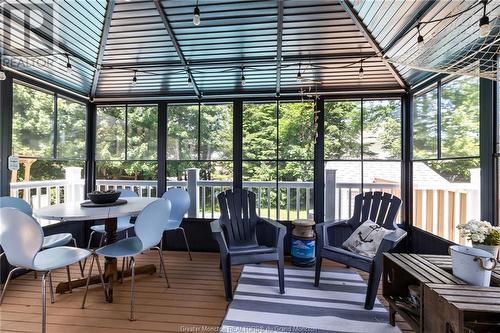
0, 73, 13, 197
85, 103, 96, 196
314, 98, 325, 223
157, 101, 167, 196
233, 99, 243, 189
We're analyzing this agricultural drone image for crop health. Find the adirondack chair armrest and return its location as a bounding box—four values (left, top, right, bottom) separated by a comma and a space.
210, 220, 229, 255
316, 220, 353, 248
259, 218, 286, 248
375, 227, 407, 259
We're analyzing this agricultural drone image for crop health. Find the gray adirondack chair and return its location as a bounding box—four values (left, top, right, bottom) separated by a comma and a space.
211, 189, 286, 300
315, 191, 407, 310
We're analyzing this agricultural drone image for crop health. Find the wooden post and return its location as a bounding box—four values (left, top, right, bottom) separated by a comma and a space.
448, 191, 456, 243
414, 189, 423, 229
425, 190, 434, 233
437, 190, 445, 238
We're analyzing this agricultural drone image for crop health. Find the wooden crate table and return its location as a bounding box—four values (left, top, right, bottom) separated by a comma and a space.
421, 254, 500, 286
423, 284, 500, 332
384, 253, 500, 333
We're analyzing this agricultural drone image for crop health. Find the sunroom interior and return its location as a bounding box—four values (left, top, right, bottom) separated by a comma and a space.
0, 0, 499, 332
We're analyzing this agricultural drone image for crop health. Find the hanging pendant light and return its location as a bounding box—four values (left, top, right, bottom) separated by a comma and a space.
479, 0, 490, 38
193, 0, 201, 26
296, 63, 303, 82
187, 76, 193, 87
240, 66, 246, 86
65, 53, 72, 74
132, 70, 137, 86
416, 23, 424, 50
358, 59, 364, 79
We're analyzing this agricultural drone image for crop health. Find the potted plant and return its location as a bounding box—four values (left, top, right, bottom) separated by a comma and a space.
457, 220, 500, 259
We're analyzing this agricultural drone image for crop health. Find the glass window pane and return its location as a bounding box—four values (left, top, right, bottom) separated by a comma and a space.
12, 82, 54, 158
413, 158, 480, 242
278, 161, 314, 221
243, 102, 277, 160
278, 102, 315, 160
363, 99, 401, 160
127, 105, 158, 160
441, 77, 480, 158
167, 161, 232, 218
413, 88, 438, 159
200, 103, 233, 160
96, 161, 158, 197
96, 106, 126, 160
324, 161, 362, 220
57, 97, 86, 159
167, 104, 198, 160
324, 100, 361, 160
243, 161, 277, 219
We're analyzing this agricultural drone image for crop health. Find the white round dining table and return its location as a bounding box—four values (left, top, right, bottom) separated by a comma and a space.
33, 197, 159, 222
33, 197, 161, 302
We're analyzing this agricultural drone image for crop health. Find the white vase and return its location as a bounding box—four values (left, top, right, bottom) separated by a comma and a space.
472, 243, 499, 260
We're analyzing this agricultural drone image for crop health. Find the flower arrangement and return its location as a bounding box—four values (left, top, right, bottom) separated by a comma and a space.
457, 220, 500, 245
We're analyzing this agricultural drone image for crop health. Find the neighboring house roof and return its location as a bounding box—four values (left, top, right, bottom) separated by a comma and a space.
325, 161, 450, 186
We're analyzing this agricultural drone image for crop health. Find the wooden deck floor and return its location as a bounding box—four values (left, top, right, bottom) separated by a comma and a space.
0, 251, 410, 332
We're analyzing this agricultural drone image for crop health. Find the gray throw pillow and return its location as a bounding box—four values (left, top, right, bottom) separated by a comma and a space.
342, 220, 393, 258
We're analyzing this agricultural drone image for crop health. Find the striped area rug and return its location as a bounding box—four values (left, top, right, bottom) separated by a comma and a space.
220, 265, 401, 333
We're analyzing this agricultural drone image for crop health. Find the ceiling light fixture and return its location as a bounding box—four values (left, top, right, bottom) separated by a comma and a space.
187, 75, 193, 87
296, 63, 303, 82
132, 70, 137, 86
479, 0, 490, 38
240, 66, 246, 86
193, 0, 201, 26
416, 23, 424, 49
358, 59, 364, 79
65, 53, 72, 74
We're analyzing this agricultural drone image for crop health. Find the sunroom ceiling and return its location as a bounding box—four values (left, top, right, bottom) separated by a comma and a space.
2, 0, 484, 99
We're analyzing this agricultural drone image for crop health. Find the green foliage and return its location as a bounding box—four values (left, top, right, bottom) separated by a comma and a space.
484, 228, 500, 246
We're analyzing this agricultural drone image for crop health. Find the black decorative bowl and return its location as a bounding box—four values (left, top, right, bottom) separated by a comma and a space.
88, 190, 121, 204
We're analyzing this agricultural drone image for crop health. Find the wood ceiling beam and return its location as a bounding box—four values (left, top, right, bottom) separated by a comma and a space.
339, 0, 408, 89
91, 0, 116, 98
276, 0, 284, 96
153, 0, 201, 98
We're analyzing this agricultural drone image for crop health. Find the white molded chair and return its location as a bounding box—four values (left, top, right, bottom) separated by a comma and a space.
161, 188, 192, 261
0, 196, 84, 293
83, 199, 171, 321
0, 207, 103, 333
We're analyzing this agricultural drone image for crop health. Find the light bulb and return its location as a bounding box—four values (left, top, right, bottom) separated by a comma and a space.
358, 67, 364, 79
65, 54, 72, 74
296, 71, 302, 82
417, 34, 424, 49
187, 76, 193, 87
241, 74, 246, 86
193, 6, 201, 26
132, 70, 137, 87
479, 16, 490, 37
0, 70, 6, 81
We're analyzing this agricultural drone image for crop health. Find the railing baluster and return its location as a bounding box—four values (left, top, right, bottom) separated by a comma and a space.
338, 189, 343, 219
296, 188, 300, 220
305, 188, 310, 218
267, 187, 271, 218
201, 186, 206, 218
258, 187, 262, 216
211, 186, 215, 218
286, 187, 290, 221
36, 187, 41, 209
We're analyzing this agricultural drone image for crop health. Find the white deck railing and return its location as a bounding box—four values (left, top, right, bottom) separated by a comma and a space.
10, 168, 479, 244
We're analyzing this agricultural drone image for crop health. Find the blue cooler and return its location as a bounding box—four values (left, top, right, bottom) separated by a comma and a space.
291, 219, 316, 267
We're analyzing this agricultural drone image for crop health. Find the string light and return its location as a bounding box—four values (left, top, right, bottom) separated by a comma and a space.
193, 0, 201, 26
65, 53, 72, 74
132, 70, 137, 86
358, 59, 364, 79
187, 76, 193, 87
296, 62, 303, 82
416, 23, 424, 49
240, 66, 246, 86
479, 0, 490, 38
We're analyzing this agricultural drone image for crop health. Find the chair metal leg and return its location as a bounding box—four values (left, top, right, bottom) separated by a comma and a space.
82, 231, 96, 272
72, 238, 85, 277
0, 267, 23, 305
41, 272, 48, 333
129, 257, 136, 321
177, 227, 192, 261
158, 237, 164, 276
66, 266, 72, 293
154, 247, 170, 288
99, 234, 105, 247
48, 272, 55, 303
82, 255, 95, 309
94, 255, 108, 301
